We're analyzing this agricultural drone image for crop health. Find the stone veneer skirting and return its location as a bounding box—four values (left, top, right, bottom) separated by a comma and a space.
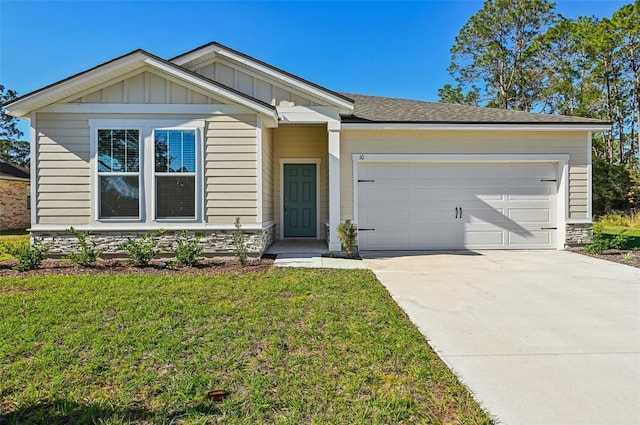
565, 223, 592, 248
32, 224, 276, 257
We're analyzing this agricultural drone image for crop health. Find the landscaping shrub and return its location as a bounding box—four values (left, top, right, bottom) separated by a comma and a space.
64, 226, 102, 267
585, 223, 631, 254
119, 230, 165, 267
175, 231, 204, 266
337, 219, 358, 258
233, 216, 247, 266
1, 240, 51, 272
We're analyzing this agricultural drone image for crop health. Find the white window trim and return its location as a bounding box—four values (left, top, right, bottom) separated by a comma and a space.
90, 119, 205, 227
151, 127, 200, 221
279, 158, 321, 240
94, 127, 143, 221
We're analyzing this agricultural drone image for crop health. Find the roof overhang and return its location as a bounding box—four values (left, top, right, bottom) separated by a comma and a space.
341, 122, 612, 131
4, 49, 278, 123
171, 42, 354, 115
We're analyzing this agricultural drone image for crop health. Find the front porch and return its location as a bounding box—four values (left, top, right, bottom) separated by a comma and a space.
266, 120, 341, 251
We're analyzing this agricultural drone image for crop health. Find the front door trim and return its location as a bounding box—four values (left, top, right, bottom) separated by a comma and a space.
279, 158, 321, 240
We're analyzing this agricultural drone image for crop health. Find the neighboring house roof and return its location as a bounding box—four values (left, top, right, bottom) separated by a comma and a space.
3, 49, 277, 120
342, 93, 610, 126
0, 161, 30, 181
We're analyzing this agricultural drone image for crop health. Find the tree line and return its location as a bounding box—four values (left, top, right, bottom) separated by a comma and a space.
439, 0, 640, 214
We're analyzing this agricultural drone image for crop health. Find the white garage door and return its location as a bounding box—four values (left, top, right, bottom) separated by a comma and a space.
357, 162, 558, 250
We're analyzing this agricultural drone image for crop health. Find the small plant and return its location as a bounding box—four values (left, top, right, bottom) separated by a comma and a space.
622, 252, 634, 263
337, 220, 357, 258
64, 226, 102, 267
175, 231, 204, 266
2, 240, 51, 272
233, 216, 248, 266
119, 229, 165, 267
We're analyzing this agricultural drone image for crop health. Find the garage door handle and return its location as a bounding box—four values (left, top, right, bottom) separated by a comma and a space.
455, 207, 459, 219
459, 207, 462, 219
541, 227, 557, 230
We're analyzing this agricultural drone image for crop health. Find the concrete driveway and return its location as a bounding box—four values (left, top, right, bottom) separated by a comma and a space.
362, 250, 640, 425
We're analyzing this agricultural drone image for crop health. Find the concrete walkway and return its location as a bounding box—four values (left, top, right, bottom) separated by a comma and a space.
362, 250, 640, 425
267, 239, 368, 269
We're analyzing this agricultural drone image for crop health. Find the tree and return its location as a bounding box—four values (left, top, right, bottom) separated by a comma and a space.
0, 85, 29, 167
441, 0, 557, 111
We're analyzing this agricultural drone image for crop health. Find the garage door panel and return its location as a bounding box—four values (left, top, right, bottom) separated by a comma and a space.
509, 230, 553, 246
358, 162, 557, 250
360, 186, 409, 202
508, 208, 552, 223
413, 188, 458, 201
464, 231, 505, 246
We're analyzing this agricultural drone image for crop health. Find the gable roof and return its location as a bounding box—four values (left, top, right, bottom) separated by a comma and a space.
3, 49, 277, 120
343, 93, 610, 127
0, 161, 30, 181
171, 41, 354, 112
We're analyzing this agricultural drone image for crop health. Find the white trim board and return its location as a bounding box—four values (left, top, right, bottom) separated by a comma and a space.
342, 123, 611, 131
278, 158, 322, 240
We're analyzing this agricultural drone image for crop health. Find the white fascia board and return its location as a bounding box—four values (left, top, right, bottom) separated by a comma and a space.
277, 106, 342, 124
40, 103, 254, 115
5, 53, 147, 118
353, 153, 570, 163
0, 176, 30, 182
174, 45, 353, 111
341, 123, 611, 131
143, 58, 278, 120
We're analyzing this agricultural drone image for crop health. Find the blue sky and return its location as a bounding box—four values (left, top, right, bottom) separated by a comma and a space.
0, 0, 629, 141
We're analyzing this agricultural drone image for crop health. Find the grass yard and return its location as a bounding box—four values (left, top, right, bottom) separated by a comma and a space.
0, 233, 29, 262
0, 269, 491, 424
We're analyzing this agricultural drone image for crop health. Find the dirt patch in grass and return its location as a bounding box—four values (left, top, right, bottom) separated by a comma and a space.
0, 257, 273, 276
577, 248, 640, 268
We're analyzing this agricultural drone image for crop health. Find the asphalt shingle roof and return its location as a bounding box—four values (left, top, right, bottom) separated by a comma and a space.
342, 93, 610, 125
0, 161, 30, 180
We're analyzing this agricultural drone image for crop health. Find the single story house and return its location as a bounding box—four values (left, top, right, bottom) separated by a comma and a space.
3, 42, 609, 254
0, 161, 31, 231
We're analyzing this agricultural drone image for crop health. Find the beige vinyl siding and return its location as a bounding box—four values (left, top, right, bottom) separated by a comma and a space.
340, 130, 590, 220
36, 113, 91, 224
273, 126, 328, 237
69, 70, 227, 104
190, 58, 325, 107
205, 115, 258, 224
36, 112, 260, 226
262, 127, 274, 222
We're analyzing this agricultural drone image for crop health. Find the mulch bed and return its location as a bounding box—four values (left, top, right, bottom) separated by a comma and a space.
0, 257, 274, 277
576, 248, 640, 269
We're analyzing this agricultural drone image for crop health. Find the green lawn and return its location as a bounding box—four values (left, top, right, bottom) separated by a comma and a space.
0, 269, 491, 424
0, 234, 29, 262
599, 224, 640, 249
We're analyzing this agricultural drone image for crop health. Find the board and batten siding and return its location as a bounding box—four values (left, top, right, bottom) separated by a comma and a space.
262, 127, 274, 223
190, 58, 324, 108
205, 114, 259, 224
272, 126, 328, 236
68, 70, 228, 105
35, 112, 260, 226
340, 130, 590, 221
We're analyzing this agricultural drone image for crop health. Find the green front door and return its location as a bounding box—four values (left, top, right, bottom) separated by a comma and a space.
283, 163, 317, 237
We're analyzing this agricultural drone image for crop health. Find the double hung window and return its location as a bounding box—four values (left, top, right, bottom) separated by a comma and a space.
98, 129, 141, 219
92, 120, 203, 223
